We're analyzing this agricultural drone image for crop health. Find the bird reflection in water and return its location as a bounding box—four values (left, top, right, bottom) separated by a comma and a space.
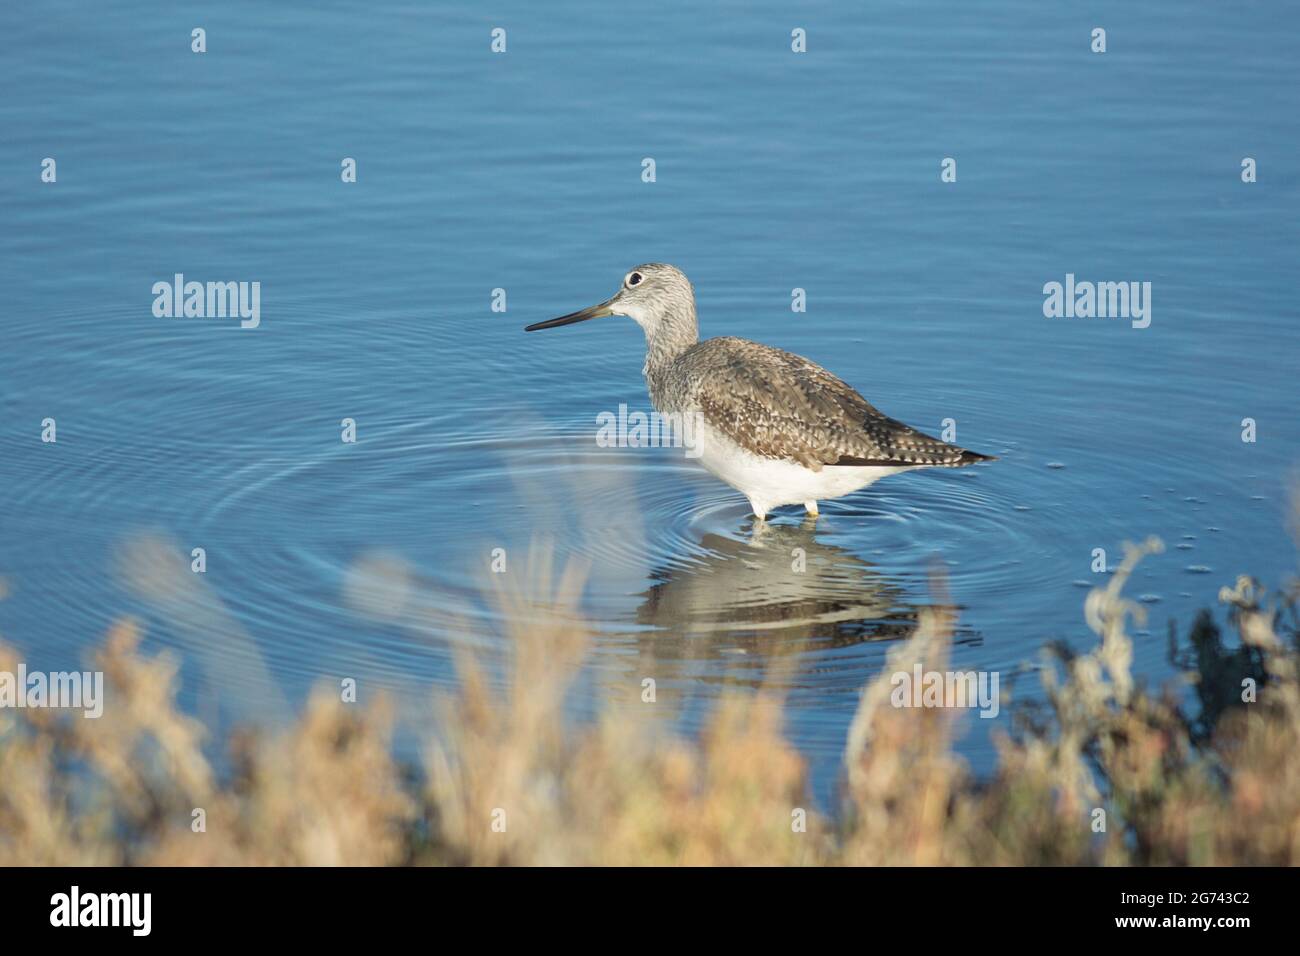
629, 518, 966, 701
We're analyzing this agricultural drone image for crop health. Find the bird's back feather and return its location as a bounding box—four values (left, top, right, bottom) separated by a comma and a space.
657, 336, 994, 471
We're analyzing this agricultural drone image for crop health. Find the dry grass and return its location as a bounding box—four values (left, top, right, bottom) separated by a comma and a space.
1, 539, 1297, 866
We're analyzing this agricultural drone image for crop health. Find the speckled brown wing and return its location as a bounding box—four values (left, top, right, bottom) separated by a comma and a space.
685, 337, 993, 471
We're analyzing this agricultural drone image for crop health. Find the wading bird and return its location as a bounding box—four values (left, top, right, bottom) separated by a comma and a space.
525, 264, 995, 519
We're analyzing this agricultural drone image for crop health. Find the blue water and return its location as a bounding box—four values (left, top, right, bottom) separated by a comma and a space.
2, 1, 1297, 807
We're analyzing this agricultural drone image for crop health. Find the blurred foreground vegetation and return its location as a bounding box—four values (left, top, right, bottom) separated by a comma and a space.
1, 539, 1297, 866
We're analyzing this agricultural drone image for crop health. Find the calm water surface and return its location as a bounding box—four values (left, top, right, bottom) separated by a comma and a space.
2, 1, 1297, 804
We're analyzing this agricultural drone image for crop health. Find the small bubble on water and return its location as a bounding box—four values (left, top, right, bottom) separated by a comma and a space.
1071, 580, 1091, 588
1013, 504, 1031, 512
1176, 543, 1194, 550
1185, 565, 1213, 574
1046, 462, 1066, 470
1137, 594, 1161, 604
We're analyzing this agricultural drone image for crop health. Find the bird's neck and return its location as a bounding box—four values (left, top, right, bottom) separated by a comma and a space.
641, 305, 699, 390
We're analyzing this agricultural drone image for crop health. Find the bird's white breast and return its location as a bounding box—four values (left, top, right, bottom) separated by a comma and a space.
690, 420, 908, 515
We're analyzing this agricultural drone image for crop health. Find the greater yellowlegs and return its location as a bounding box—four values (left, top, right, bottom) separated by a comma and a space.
525, 263, 995, 519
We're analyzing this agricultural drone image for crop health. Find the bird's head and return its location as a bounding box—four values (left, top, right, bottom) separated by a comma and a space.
525, 263, 697, 339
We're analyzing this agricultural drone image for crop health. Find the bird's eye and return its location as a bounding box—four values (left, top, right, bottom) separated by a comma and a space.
626, 272, 643, 287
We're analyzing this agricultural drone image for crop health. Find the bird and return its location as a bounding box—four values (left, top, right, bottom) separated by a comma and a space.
525, 263, 995, 519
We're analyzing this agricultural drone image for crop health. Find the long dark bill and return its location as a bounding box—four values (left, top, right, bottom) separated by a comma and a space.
524, 299, 616, 332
